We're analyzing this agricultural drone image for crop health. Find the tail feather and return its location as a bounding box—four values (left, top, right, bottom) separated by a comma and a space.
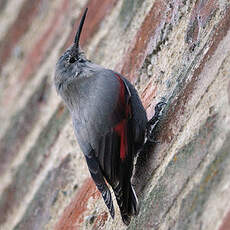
113, 182, 139, 225
129, 185, 139, 216
101, 188, 114, 219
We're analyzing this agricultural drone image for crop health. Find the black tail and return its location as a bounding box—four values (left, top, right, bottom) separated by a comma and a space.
113, 181, 139, 225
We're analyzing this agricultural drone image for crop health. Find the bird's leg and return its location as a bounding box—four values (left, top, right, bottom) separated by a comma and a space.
146, 101, 166, 142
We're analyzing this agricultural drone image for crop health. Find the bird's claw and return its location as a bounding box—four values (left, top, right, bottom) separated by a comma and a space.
148, 101, 166, 125
147, 136, 160, 143
146, 101, 166, 142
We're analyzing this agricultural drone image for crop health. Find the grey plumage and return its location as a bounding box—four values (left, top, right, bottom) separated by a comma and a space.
54, 8, 149, 225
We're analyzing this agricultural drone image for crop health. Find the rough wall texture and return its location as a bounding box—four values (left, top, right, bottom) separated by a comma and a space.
0, 0, 230, 229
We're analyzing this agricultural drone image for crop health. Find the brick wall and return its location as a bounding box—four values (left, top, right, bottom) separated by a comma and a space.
0, 0, 230, 229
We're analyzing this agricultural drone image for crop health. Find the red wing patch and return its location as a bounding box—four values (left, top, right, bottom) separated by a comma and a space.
114, 120, 127, 161
113, 73, 131, 161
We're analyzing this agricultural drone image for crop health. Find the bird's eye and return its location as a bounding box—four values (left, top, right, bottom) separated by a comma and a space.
69, 57, 76, 63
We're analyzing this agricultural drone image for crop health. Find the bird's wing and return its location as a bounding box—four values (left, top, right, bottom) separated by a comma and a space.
73, 69, 132, 176
118, 74, 148, 149
72, 69, 138, 222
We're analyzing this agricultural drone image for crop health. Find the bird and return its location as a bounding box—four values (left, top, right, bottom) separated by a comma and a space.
54, 8, 165, 225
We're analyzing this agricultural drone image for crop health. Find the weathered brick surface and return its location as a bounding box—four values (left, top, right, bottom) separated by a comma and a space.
0, 0, 229, 229
0, 0, 41, 72
14, 155, 73, 230
54, 178, 99, 230
0, 103, 69, 227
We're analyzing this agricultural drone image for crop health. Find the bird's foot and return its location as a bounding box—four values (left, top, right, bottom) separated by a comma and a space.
146, 101, 166, 143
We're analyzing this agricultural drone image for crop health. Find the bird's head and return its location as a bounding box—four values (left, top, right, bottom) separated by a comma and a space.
55, 8, 88, 91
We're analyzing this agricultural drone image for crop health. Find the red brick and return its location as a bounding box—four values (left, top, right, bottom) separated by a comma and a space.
92, 211, 108, 229
141, 81, 157, 110
55, 178, 100, 230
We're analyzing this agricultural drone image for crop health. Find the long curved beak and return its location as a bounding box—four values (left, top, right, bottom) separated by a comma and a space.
74, 8, 88, 47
